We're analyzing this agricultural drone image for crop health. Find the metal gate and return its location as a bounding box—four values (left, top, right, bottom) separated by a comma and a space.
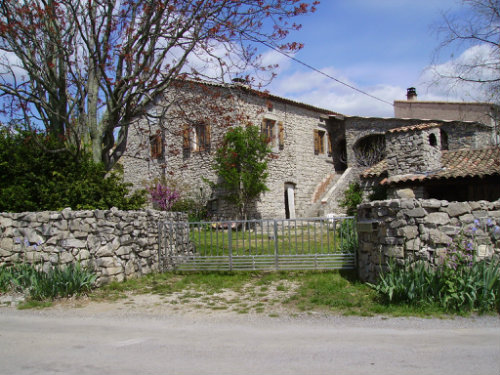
158, 217, 357, 272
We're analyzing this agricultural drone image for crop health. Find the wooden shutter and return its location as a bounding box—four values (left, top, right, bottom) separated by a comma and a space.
314, 130, 319, 155
278, 122, 284, 150
205, 124, 211, 152
182, 124, 190, 151
327, 133, 332, 156
150, 133, 162, 159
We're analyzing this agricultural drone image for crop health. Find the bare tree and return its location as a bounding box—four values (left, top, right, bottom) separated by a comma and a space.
0, 0, 318, 169
432, 0, 500, 102
353, 135, 386, 168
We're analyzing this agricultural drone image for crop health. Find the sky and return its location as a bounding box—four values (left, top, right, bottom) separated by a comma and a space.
258, 0, 488, 117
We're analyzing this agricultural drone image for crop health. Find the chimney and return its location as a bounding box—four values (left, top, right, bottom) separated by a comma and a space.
406, 87, 417, 101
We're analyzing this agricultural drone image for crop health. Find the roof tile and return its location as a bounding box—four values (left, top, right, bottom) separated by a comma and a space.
362, 147, 500, 184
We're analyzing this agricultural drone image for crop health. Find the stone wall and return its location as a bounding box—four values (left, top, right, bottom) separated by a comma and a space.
0, 209, 186, 285
357, 198, 500, 283
341, 116, 492, 167
386, 127, 441, 176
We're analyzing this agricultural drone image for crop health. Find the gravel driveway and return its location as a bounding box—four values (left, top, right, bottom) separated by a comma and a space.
0, 296, 499, 375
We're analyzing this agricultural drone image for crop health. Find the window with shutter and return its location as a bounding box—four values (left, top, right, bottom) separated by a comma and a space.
150, 132, 163, 160
278, 122, 284, 150
194, 123, 210, 152
314, 130, 325, 155
261, 119, 276, 146
182, 124, 190, 151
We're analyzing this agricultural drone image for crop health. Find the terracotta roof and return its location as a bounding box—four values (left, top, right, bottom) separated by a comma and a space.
387, 122, 441, 133
362, 160, 388, 178
361, 147, 500, 184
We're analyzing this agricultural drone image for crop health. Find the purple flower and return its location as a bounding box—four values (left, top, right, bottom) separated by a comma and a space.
14, 237, 21, 244
148, 183, 180, 211
487, 218, 494, 227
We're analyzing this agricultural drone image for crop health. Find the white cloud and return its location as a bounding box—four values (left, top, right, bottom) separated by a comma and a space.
270, 68, 402, 117
417, 44, 500, 102
263, 42, 499, 120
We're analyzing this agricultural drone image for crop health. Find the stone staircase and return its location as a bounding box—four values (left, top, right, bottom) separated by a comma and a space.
305, 168, 358, 217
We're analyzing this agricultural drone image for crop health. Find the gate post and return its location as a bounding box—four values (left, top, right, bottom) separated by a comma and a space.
273, 220, 279, 270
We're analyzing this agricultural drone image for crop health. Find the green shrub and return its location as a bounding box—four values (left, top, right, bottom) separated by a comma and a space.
0, 129, 146, 212
339, 182, 363, 216
171, 198, 208, 222
0, 262, 96, 300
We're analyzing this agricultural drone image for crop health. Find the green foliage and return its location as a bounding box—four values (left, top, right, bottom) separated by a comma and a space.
212, 125, 270, 219
171, 198, 209, 222
0, 130, 146, 212
338, 219, 358, 253
339, 182, 363, 216
0, 262, 97, 300
369, 257, 500, 313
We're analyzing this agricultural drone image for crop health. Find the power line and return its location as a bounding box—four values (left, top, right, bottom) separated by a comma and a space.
253, 38, 394, 107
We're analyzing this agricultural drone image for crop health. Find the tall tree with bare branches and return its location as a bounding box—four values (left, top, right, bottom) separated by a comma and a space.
433, 0, 500, 102
0, 0, 318, 169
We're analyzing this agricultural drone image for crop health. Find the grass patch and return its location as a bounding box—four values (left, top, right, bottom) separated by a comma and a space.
87, 270, 486, 317
17, 300, 53, 310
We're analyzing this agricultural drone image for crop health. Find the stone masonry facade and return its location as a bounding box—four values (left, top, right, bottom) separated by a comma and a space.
357, 198, 500, 283
121, 81, 337, 219
0, 209, 186, 285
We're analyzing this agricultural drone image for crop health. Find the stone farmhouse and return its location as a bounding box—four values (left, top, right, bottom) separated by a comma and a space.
121, 80, 499, 219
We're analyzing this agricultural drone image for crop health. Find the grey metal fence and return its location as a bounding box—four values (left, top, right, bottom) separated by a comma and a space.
158, 217, 357, 272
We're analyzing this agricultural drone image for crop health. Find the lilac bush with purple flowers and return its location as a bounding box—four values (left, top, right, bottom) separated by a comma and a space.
148, 183, 180, 211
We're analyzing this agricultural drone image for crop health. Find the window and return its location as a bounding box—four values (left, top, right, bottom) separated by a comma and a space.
278, 122, 284, 150
327, 133, 332, 157
314, 129, 325, 155
261, 119, 276, 147
193, 123, 211, 152
182, 123, 211, 154
440, 129, 449, 150
429, 133, 437, 147
150, 132, 163, 160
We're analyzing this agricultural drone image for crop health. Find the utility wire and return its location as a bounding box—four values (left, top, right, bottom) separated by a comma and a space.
250, 36, 394, 107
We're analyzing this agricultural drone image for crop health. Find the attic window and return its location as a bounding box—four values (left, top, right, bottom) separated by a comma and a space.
429, 133, 437, 147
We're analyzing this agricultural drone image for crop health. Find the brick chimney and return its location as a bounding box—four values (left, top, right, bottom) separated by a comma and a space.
406, 87, 417, 101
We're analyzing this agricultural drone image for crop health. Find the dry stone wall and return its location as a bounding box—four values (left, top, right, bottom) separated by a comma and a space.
357, 198, 500, 283
0, 208, 186, 285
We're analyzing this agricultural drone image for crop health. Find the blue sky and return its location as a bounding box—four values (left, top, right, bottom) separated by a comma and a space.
260, 0, 481, 117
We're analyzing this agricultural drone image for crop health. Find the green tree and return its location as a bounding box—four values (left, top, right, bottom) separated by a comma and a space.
212, 125, 270, 220
0, 129, 146, 212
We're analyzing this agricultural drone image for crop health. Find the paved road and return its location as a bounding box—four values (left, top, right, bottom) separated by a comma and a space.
0, 308, 499, 375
